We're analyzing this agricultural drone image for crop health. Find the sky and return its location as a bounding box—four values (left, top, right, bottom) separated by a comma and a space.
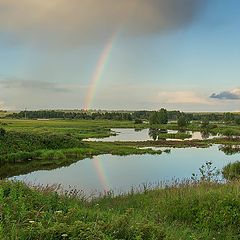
0, 0, 240, 112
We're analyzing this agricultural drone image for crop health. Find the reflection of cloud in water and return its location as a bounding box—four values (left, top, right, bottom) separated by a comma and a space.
85, 128, 221, 142
11, 146, 239, 197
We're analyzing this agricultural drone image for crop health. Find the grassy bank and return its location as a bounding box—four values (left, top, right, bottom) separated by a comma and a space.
0, 119, 145, 137
0, 142, 164, 178
0, 180, 239, 239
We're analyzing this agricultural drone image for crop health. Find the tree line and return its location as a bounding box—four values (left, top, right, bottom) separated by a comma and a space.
5, 109, 240, 124
7, 109, 181, 121
8, 110, 133, 121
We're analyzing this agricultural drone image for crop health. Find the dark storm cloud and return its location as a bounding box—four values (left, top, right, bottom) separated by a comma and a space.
0, 0, 208, 47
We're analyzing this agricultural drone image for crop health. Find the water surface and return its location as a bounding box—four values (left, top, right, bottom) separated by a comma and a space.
85, 128, 218, 142
11, 145, 239, 195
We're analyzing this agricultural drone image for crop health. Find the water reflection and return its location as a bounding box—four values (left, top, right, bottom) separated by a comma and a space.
85, 128, 219, 142
134, 128, 143, 132
10, 146, 239, 195
219, 145, 240, 155
200, 131, 210, 140
148, 128, 159, 141
148, 128, 179, 140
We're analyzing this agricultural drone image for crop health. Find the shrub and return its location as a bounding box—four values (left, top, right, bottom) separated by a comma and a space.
222, 161, 240, 180
0, 127, 6, 137
134, 118, 143, 124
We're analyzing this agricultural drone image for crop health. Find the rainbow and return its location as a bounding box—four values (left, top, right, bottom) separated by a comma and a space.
84, 32, 118, 110
92, 156, 110, 192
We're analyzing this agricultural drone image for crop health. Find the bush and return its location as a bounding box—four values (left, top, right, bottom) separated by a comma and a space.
0, 127, 6, 136
0, 131, 84, 156
134, 118, 143, 124
222, 161, 240, 180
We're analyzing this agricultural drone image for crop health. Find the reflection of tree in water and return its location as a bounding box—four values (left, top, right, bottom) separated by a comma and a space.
219, 145, 240, 155
211, 132, 218, 137
134, 128, 143, 132
178, 129, 186, 133
148, 128, 158, 141
148, 128, 168, 141
159, 129, 168, 134
201, 131, 210, 140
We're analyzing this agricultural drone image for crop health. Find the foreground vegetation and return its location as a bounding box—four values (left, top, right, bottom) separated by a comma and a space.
0, 179, 239, 239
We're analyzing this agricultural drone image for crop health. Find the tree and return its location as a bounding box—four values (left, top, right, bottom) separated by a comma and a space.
201, 118, 209, 129
149, 108, 168, 125
223, 112, 234, 123
158, 108, 168, 124
177, 115, 188, 129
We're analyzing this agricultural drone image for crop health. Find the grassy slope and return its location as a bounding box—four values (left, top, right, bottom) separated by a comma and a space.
0, 180, 239, 239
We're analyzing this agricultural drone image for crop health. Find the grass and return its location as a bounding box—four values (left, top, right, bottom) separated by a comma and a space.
0, 180, 239, 239
0, 118, 240, 239
0, 142, 163, 178
0, 119, 144, 136
222, 161, 240, 180
158, 132, 192, 140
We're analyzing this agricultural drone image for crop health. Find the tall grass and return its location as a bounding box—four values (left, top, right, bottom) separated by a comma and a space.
0, 180, 239, 239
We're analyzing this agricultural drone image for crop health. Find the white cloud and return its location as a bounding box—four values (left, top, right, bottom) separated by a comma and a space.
157, 91, 210, 104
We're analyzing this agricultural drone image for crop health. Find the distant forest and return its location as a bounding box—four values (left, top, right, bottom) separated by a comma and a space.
5, 109, 240, 123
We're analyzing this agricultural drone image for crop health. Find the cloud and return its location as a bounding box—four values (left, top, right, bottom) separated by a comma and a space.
210, 88, 240, 100
0, 76, 88, 110
158, 91, 210, 104
0, 0, 207, 47
0, 77, 69, 92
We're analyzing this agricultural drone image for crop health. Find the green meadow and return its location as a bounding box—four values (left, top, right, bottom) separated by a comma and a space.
0, 117, 240, 239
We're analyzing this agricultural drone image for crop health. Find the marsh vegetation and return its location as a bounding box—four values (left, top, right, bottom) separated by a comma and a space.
0, 110, 240, 239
